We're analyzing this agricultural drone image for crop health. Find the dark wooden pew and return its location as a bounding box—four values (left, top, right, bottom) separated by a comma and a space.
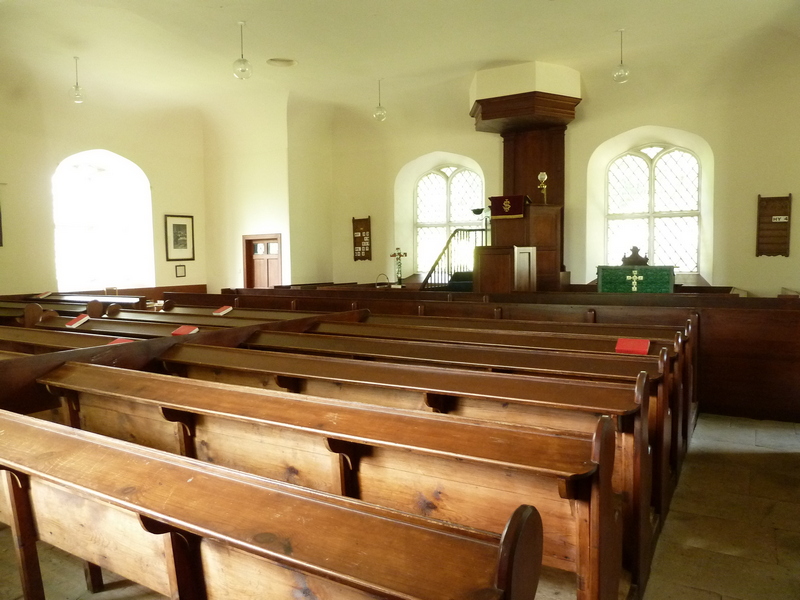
0, 409, 544, 600
0, 325, 123, 353
23, 293, 147, 309
33, 313, 221, 338
36, 362, 616, 600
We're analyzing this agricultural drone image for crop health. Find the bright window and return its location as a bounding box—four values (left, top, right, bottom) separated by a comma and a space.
52, 149, 155, 291
606, 146, 700, 272
415, 166, 483, 273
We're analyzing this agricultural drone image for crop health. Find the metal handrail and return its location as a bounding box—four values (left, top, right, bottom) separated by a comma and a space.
420, 228, 486, 290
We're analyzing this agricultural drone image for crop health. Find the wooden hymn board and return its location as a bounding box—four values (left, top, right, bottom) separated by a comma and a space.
352, 216, 371, 261
756, 194, 791, 257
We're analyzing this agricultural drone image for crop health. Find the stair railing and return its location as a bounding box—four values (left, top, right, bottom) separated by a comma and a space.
420, 228, 487, 290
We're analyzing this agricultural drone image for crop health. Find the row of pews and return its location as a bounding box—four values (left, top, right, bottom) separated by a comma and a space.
0, 292, 701, 600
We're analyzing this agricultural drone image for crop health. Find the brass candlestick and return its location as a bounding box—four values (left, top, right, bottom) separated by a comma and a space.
538, 172, 548, 204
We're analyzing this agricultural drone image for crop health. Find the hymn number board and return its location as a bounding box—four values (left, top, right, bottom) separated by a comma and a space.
352, 216, 372, 261
756, 194, 791, 257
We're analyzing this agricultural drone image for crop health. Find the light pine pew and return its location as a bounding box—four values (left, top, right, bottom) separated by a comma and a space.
152, 343, 650, 593
3, 321, 661, 596
0, 410, 544, 600
29, 306, 686, 472
158, 300, 696, 430
160, 291, 699, 438
36, 363, 619, 600
241, 327, 677, 524
139, 300, 693, 495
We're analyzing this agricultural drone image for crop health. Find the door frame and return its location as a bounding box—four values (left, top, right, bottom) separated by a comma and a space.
243, 233, 282, 288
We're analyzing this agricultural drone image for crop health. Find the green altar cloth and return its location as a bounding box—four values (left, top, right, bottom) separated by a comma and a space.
597, 266, 675, 293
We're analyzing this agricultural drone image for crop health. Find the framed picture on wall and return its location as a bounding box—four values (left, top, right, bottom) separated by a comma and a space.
165, 214, 195, 261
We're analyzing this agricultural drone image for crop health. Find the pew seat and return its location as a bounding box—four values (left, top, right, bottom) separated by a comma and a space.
37, 361, 622, 600
0, 409, 544, 600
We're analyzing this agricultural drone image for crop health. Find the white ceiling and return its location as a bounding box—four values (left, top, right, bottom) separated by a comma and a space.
2, 0, 800, 109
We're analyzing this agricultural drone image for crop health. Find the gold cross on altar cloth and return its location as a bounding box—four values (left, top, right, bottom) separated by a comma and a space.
626, 270, 644, 292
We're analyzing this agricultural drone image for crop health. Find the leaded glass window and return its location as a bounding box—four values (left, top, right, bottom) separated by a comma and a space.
606, 146, 700, 273
415, 166, 483, 273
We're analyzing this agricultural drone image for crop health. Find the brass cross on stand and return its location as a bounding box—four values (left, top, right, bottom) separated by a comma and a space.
390, 247, 407, 285
626, 270, 644, 292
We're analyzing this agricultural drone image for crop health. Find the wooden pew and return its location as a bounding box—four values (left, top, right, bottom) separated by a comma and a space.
3, 319, 663, 596
0, 325, 123, 353
23, 292, 147, 309
33, 313, 221, 338
0, 409, 544, 600
36, 362, 618, 600
37, 305, 685, 459
156, 300, 696, 454
153, 341, 651, 591
0, 321, 659, 595
298, 319, 688, 466
240, 326, 677, 516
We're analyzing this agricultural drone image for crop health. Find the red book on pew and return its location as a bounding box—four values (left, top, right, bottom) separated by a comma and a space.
213, 305, 233, 316
65, 314, 90, 329
171, 325, 199, 336
615, 338, 650, 355
107, 338, 134, 345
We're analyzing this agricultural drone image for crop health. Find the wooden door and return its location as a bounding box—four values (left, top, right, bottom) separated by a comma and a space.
243, 234, 282, 288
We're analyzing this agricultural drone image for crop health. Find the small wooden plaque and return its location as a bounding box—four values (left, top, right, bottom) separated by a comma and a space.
352, 217, 371, 261
756, 194, 791, 257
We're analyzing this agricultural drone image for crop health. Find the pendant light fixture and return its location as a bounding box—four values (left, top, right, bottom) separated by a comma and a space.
373, 79, 387, 121
233, 21, 252, 79
612, 29, 630, 83
69, 56, 85, 103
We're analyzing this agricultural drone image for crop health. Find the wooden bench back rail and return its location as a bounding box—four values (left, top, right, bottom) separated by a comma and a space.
244, 328, 666, 381
0, 410, 544, 600
22, 293, 148, 309
163, 290, 698, 326
306, 320, 682, 358
35, 363, 620, 600
105, 306, 314, 328
29, 308, 371, 339
0, 325, 123, 353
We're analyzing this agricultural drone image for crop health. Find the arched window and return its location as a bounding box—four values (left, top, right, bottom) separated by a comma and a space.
606, 145, 700, 272
52, 149, 155, 291
415, 166, 483, 273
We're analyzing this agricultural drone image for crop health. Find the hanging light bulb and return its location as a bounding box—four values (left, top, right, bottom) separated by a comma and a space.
69, 56, 85, 103
612, 29, 630, 83
233, 21, 252, 79
373, 78, 387, 121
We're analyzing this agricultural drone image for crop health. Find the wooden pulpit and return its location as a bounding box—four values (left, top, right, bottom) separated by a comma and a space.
484, 195, 563, 291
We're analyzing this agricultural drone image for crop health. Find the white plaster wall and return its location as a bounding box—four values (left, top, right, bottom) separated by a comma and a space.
0, 65, 206, 294
200, 87, 290, 292
566, 28, 800, 296
287, 97, 335, 285
329, 75, 502, 284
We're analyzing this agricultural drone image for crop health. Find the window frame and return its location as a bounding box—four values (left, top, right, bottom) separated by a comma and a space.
413, 165, 484, 273
605, 145, 701, 274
